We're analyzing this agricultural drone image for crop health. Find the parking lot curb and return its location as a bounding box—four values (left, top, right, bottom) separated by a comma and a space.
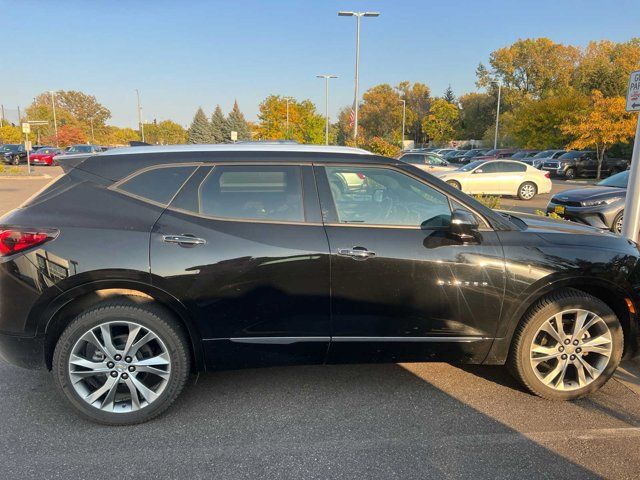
0, 174, 50, 180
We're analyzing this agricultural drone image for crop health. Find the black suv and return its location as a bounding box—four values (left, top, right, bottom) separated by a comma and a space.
0, 145, 638, 424
1, 144, 28, 165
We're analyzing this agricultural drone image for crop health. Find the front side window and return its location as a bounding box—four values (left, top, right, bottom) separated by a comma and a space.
198, 165, 304, 222
400, 154, 424, 164
324, 166, 451, 228
118, 165, 196, 205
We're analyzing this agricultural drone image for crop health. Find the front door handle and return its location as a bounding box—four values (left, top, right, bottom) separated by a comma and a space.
163, 234, 206, 247
337, 246, 376, 260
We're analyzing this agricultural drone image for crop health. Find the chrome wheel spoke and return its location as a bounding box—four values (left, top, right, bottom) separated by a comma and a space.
530, 308, 612, 392
70, 320, 171, 413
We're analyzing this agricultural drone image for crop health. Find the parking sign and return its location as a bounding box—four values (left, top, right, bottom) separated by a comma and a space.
627, 70, 640, 112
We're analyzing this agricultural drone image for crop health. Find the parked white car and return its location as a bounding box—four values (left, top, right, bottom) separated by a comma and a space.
436, 159, 552, 200
398, 152, 457, 173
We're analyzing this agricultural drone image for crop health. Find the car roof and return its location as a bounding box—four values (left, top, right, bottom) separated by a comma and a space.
103, 144, 371, 156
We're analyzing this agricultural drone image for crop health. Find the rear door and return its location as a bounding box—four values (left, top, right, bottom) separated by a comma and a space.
150, 162, 331, 370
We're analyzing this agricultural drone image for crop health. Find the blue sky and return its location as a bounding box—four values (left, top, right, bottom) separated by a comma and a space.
2, 0, 638, 128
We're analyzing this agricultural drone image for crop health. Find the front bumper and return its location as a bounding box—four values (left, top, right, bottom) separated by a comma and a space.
546, 201, 621, 230
0, 332, 45, 369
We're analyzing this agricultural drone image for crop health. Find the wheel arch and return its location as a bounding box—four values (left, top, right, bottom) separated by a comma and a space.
39, 279, 205, 372
484, 276, 638, 364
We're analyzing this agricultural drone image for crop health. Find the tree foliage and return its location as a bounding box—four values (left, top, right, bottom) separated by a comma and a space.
358, 84, 403, 141
43, 124, 88, 147
143, 120, 187, 145
561, 90, 637, 178
256, 95, 324, 143
187, 107, 212, 144
0, 125, 23, 144
211, 105, 228, 143
575, 39, 640, 97
422, 99, 459, 144
227, 100, 251, 141
365, 137, 401, 157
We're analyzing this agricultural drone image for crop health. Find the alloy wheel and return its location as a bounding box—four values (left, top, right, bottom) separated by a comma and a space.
68, 321, 171, 413
529, 309, 612, 391
520, 183, 536, 200
615, 215, 623, 234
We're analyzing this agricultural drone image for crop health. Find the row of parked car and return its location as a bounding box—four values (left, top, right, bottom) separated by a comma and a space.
0, 144, 105, 166
404, 147, 630, 180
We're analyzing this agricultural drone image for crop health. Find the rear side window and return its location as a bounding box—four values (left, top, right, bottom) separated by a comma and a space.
498, 162, 526, 173
117, 166, 196, 205
197, 165, 304, 222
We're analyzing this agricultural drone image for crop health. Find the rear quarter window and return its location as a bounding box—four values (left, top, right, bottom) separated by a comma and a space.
116, 165, 196, 205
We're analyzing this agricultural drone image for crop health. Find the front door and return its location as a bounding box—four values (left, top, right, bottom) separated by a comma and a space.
150, 163, 331, 370
316, 164, 506, 364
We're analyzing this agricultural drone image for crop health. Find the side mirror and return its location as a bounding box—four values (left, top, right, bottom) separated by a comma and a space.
450, 209, 479, 241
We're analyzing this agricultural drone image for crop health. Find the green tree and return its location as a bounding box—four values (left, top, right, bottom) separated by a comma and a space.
187, 107, 212, 144
396, 81, 431, 144
422, 99, 459, 144
143, 120, 187, 145
0, 125, 22, 143
457, 92, 495, 139
256, 95, 324, 143
210, 105, 228, 143
359, 84, 403, 141
227, 100, 251, 141
575, 39, 640, 97
443, 85, 456, 104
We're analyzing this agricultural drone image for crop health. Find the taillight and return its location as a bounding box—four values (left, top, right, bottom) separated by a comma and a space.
356, 172, 366, 180
544, 172, 551, 179
0, 229, 57, 256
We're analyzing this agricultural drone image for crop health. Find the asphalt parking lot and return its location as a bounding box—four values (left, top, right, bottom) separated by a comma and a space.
2, 167, 640, 479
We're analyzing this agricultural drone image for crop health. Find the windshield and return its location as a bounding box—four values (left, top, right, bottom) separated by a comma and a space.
482, 149, 498, 156
1, 144, 19, 152
597, 170, 628, 188
558, 151, 587, 159
510, 151, 529, 159
534, 150, 557, 158
459, 160, 485, 172
67, 145, 92, 153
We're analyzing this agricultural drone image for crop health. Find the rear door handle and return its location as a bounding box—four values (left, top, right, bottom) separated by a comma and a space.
162, 234, 206, 247
337, 247, 376, 260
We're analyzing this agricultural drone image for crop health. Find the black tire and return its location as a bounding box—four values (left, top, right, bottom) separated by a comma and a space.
612, 211, 624, 235
517, 181, 537, 201
508, 288, 623, 401
564, 167, 576, 180
12, 155, 20, 165
446, 180, 461, 189
52, 297, 191, 425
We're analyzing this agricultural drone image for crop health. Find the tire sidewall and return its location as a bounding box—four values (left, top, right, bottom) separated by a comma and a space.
447, 180, 461, 189
53, 303, 189, 425
518, 182, 537, 200
516, 295, 623, 400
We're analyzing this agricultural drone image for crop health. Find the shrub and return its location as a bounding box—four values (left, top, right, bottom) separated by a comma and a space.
535, 209, 562, 220
473, 194, 501, 210
364, 137, 401, 157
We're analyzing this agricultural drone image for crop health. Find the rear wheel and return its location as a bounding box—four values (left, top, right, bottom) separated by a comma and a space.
12, 155, 20, 165
446, 180, 461, 189
564, 167, 576, 180
518, 182, 537, 200
612, 211, 624, 234
508, 289, 622, 400
52, 297, 190, 425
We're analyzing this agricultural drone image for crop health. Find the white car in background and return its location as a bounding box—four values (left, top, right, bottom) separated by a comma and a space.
398, 152, 457, 173
436, 159, 552, 200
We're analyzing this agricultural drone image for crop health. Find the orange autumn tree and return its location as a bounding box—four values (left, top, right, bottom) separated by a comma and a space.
561, 90, 637, 179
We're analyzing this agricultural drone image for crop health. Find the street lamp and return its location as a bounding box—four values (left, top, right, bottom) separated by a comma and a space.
338, 11, 380, 141
89, 117, 95, 143
399, 99, 406, 150
316, 75, 338, 145
49, 91, 58, 147
490, 81, 502, 149
284, 97, 294, 139
135, 89, 145, 142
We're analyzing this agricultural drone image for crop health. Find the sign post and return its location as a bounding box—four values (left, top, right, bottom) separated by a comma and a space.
621, 71, 640, 241
230, 131, 238, 143
22, 122, 31, 175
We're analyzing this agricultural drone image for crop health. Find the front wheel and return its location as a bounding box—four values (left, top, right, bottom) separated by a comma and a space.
612, 211, 624, 235
564, 167, 576, 180
52, 297, 191, 425
508, 289, 622, 400
12, 155, 20, 165
518, 181, 537, 200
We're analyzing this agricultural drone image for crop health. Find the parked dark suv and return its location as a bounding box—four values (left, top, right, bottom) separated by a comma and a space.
0, 144, 639, 424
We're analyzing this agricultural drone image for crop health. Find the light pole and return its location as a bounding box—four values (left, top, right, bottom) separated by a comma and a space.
316, 75, 338, 145
338, 11, 379, 141
284, 97, 294, 140
399, 99, 406, 150
135, 89, 145, 142
491, 81, 502, 149
89, 117, 95, 143
49, 91, 58, 147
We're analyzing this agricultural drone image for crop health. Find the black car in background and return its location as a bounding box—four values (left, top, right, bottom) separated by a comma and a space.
448, 148, 489, 164
65, 144, 104, 154
547, 170, 628, 233
1, 144, 28, 165
542, 151, 629, 179
509, 150, 539, 161
0, 144, 638, 424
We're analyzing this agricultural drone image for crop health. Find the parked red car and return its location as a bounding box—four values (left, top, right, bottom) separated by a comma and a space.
29, 147, 65, 166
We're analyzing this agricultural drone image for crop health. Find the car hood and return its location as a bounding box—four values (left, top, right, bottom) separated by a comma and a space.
500, 211, 607, 234
552, 186, 626, 202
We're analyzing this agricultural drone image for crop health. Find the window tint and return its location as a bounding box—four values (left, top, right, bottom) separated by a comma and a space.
198, 165, 304, 222
495, 162, 526, 173
476, 162, 497, 173
118, 166, 196, 205
400, 154, 424, 164
325, 166, 451, 228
